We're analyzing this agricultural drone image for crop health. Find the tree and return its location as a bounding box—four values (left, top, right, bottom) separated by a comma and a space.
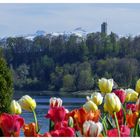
62, 74, 76, 91
0, 57, 13, 113
77, 70, 94, 90
14, 64, 29, 88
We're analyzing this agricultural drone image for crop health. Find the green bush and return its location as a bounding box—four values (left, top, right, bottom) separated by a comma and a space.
0, 58, 13, 113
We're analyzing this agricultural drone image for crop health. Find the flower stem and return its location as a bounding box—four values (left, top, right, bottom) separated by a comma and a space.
114, 112, 120, 137
100, 116, 107, 136
133, 113, 140, 137
121, 103, 126, 125
32, 108, 39, 133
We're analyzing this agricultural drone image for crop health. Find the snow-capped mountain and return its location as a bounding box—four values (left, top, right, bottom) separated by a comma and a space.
47, 27, 88, 39
0, 27, 89, 41
24, 30, 46, 40
72, 27, 87, 37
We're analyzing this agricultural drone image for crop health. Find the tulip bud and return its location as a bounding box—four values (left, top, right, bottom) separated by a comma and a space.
98, 78, 113, 94
83, 100, 98, 112
10, 100, 22, 114
125, 89, 138, 102
104, 93, 121, 114
90, 92, 103, 106
68, 117, 74, 128
83, 121, 103, 137
135, 79, 140, 94
19, 95, 36, 111
49, 97, 62, 108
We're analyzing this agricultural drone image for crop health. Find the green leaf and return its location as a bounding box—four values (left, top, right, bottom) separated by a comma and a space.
106, 117, 114, 129
137, 124, 140, 137
49, 120, 54, 131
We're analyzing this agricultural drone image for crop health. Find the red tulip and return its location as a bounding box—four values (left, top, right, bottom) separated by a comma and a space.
54, 121, 68, 130
0, 113, 24, 137
107, 125, 130, 137
112, 109, 124, 125
126, 104, 136, 112
107, 128, 118, 137
113, 89, 126, 104
45, 107, 66, 123
50, 127, 75, 137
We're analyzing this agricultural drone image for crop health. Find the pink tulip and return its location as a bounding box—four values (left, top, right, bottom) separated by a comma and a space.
113, 89, 126, 104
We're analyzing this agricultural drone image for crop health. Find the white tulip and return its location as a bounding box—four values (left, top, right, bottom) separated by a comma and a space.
49, 97, 62, 107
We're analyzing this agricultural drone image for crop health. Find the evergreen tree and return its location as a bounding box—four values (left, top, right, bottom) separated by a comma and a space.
0, 54, 13, 113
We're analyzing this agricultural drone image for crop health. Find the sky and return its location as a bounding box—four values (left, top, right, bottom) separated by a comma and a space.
0, 3, 140, 37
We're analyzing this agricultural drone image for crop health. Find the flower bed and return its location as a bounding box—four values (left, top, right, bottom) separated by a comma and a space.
0, 78, 140, 137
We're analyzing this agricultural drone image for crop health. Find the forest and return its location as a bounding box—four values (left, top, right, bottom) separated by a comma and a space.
0, 31, 140, 91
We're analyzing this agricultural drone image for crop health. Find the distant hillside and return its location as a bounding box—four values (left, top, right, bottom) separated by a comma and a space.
0, 31, 140, 91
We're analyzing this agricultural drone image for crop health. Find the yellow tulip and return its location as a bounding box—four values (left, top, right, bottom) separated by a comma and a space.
90, 92, 103, 106
125, 89, 138, 102
104, 93, 121, 114
10, 100, 22, 114
19, 95, 36, 111
98, 78, 113, 94
135, 79, 140, 94
103, 103, 108, 112
83, 100, 98, 112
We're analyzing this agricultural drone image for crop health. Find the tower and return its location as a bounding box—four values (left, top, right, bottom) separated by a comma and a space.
101, 22, 107, 34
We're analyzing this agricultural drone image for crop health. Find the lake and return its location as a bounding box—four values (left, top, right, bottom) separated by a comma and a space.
14, 91, 89, 136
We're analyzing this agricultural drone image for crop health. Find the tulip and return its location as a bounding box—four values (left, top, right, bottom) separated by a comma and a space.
90, 92, 103, 106
83, 120, 103, 137
136, 98, 140, 112
126, 104, 136, 112
103, 103, 108, 112
98, 78, 113, 94
126, 112, 139, 128
45, 106, 66, 123
104, 93, 121, 114
23, 123, 36, 137
125, 89, 138, 102
10, 100, 22, 115
83, 100, 98, 112
50, 97, 62, 108
107, 125, 130, 137
0, 113, 24, 137
135, 79, 140, 94
54, 121, 68, 130
18, 95, 38, 133
18, 95, 36, 111
50, 127, 75, 137
66, 108, 100, 131
113, 89, 126, 104
104, 93, 121, 136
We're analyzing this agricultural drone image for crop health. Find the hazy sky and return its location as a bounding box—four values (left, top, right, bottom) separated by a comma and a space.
0, 3, 140, 37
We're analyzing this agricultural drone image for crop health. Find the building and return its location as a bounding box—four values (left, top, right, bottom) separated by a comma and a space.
101, 22, 107, 34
